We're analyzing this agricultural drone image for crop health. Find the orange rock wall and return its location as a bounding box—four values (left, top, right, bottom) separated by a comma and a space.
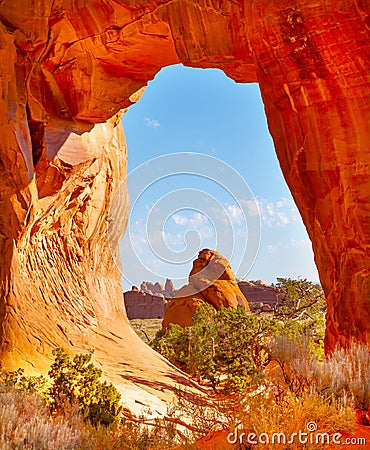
245, 0, 370, 350
0, 0, 369, 378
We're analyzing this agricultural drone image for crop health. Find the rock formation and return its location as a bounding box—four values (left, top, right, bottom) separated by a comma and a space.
163, 249, 249, 329
140, 279, 175, 297
165, 278, 175, 297
0, 0, 368, 402
124, 289, 168, 319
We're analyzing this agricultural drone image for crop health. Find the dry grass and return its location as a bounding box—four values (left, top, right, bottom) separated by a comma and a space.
129, 318, 162, 343
270, 336, 370, 410
0, 384, 90, 449
0, 383, 184, 450
233, 390, 356, 450
317, 343, 370, 410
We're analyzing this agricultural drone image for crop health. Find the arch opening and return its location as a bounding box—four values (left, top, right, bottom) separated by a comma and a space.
120, 64, 319, 291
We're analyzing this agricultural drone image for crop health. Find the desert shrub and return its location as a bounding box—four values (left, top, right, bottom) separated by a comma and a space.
269, 335, 370, 410
1, 367, 48, 394
152, 279, 327, 392
0, 349, 122, 427
274, 277, 326, 320
153, 304, 280, 391
152, 325, 190, 372
273, 278, 326, 357
269, 333, 319, 397
0, 382, 186, 450
48, 348, 122, 426
0, 383, 90, 449
316, 342, 370, 410
0, 379, 189, 450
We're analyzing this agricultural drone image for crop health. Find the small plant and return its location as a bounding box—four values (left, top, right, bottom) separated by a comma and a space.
274, 277, 326, 321
152, 304, 266, 390
152, 325, 190, 372
48, 348, 122, 426
0, 367, 47, 394
269, 333, 318, 397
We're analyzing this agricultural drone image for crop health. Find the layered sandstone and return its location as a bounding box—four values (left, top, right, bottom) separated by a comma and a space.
163, 249, 249, 329
238, 280, 279, 307
124, 288, 168, 319
0, 0, 368, 405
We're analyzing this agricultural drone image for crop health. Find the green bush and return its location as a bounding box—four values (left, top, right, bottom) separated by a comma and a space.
48, 348, 122, 426
274, 278, 326, 350
152, 325, 190, 372
153, 304, 278, 390
1, 367, 47, 394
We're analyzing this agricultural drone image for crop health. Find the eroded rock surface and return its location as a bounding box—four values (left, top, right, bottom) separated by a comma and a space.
238, 280, 279, 307
163, 249, 249, 329
124, 289, 168, 319
0, 0, 369, 404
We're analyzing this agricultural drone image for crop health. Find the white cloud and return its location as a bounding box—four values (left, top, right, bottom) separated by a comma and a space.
144, 117, 160, 128
256, 197, 300, 227
290, 238, 311, 250
172, 212, 208, 227
197, 225, 213, 239
267, 244, 280, 254
241, 199, 260, 217
172, 214, 188, 225
227, 205, 244, 225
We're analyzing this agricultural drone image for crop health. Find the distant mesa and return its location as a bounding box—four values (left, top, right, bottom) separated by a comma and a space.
237, 279, 279, 307
124, 278, 175, 319
162, 249, 250, 329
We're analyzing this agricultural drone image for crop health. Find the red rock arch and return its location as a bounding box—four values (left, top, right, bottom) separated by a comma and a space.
0, 0, 368, 388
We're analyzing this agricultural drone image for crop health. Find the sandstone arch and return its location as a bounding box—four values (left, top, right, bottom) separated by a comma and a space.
0, 0, 369, 398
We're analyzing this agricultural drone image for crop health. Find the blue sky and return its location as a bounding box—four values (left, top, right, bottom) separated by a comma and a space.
120, 64, 319, 290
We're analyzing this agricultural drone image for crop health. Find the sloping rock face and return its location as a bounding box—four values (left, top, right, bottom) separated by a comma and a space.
0, 0, 368, 396
163, 249, 249, 329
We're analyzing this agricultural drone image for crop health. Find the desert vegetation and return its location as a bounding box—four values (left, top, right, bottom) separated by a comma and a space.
152, 278, 326, 391
0, 349, 181, 449
1, 278, 368, 449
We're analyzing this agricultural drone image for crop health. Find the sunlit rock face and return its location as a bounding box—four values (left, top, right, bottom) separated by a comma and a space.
162, 249, 249, 329
0, 0, 368, 396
